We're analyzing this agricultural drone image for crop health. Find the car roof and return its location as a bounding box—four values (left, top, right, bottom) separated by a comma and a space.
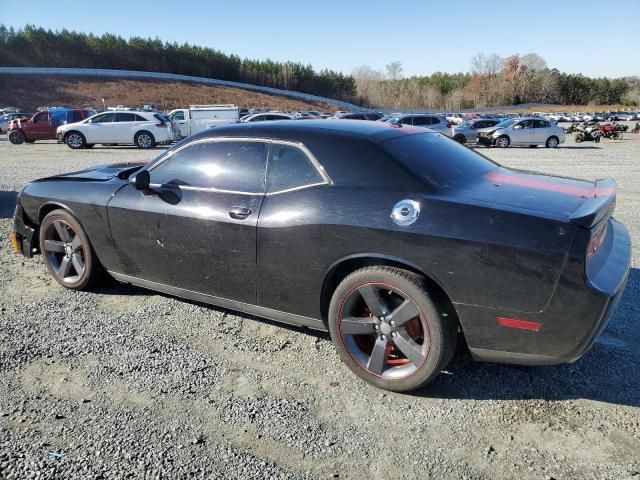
191, 119, 429, 144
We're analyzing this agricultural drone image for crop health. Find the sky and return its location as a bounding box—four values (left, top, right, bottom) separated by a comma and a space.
2, 0, 639, 78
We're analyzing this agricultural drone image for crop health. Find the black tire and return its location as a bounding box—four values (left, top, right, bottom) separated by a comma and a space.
595, 136, 601, 143
65, 131, 86, 149
575, 133, 584, 143
529, 145, 537, 148
453, 134, 466, 144
8, 130, 25, 144
545, 136, 559, 148
135, 131, 156, 149
328, 266, 457, 392
39, 210, 103, 291
495, 135, 510, 148
25, 139, 35, 144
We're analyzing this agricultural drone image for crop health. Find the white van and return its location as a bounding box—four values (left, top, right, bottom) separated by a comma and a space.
168, 104, 240, 138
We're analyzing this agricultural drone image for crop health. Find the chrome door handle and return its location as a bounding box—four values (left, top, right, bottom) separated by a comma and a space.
229, 207, 252, 220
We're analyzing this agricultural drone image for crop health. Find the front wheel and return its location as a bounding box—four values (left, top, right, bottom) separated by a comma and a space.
453, 134, 465, 144
39, 210, 103, 290
545, 136, 559, 148
135, 131, 156, 149
328, 266, 457, 392
495, 136, 510, 148
65, 131, 86, 149
613, 131, 622, 140
575, 133, 584, 143
8, 130, 25, 144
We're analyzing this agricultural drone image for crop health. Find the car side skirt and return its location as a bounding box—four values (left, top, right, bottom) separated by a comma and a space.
108, 271, 327, 331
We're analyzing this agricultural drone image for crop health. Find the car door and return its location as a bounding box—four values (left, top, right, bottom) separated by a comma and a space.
86, 112, 116, 143
29, 111, 51, 139
532, 119, 551, 143
114, 112, 138, 143
107, 139, 267, 304
169, 110, 189, 137
510, 119, 533, 145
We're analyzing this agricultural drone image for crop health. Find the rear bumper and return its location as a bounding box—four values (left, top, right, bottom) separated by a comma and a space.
460, 218, 631, 366
12, 199, 36, 257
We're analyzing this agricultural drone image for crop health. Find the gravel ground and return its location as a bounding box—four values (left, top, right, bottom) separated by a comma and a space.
1, 127, 639, 480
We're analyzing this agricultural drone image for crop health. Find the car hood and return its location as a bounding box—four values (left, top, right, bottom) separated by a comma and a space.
36, 161, 148, 182
454, 167, 614, 221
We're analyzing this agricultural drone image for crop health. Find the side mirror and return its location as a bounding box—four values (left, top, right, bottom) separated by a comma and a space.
131, 170, 150, 191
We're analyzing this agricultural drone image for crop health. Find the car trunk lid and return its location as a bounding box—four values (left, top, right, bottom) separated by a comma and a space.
455, 168, 616, 227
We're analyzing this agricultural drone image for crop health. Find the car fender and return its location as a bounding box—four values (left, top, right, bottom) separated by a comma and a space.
323, 252, 456, 306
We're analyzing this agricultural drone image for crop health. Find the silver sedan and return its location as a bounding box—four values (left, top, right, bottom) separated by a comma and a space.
451, 119, 502, 144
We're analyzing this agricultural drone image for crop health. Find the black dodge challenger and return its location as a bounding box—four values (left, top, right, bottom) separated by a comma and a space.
12, 120, 631, 392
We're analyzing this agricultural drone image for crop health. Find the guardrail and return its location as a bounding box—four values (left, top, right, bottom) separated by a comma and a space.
0, 67, 368, 112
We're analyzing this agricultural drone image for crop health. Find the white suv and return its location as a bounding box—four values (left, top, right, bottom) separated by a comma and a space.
58, 111, 180, 149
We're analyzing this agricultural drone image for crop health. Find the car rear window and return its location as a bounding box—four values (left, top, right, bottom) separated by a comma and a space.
383, 133, 498, 189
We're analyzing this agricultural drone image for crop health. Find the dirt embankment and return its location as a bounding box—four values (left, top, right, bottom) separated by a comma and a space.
0, 75, 339, 112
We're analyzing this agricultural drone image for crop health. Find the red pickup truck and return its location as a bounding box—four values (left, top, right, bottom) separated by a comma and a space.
8, 109, 92, 144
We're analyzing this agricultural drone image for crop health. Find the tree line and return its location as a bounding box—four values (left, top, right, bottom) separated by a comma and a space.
353, 53, 634, 110
0, 25, 357, 102
0, 25, 635, 110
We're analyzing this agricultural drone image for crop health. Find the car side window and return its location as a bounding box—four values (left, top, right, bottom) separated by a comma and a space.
33, 112, 48, 123
533, 120, 550, 128
92, 113, 115, 123
517, 120, 533, 129
71, 111, 85, 123
171, 111, 185, 121
115, 113, 136, 122
412, 117, 428, 126
134, 114, 147, 121
266, 143, 325, 193
400, 117, 413, 126
150, 141, 267, 193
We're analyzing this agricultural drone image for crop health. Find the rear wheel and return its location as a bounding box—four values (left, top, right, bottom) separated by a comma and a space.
328, 266, 457, 392
65, 131, 86, 149
8, 130, 25, 144
453, 134, 465, 144
575, 133, 584, 143
613, 131, 623, 140
39, 210, 103, 290
495, 136, 510, 148
545, 136, 559, 148
135, 131, 156, 149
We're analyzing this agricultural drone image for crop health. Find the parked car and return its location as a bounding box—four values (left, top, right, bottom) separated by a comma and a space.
57, 111, 180, 149
477, 118, 565, 148
12, 120, 630, 392
168, 104, 240, 138
451, 119, 502, 144
8, 109, 92, 144
334, 112, 384, 120
0, 112, 32, 133
240, 112, 293, 122
387, 114, 452, 136
445, 113, 466, 125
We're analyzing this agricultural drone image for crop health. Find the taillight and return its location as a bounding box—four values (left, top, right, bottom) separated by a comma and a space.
587, 222, 608, 261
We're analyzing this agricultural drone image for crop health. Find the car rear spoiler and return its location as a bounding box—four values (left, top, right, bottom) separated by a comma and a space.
569, 178, 617, 228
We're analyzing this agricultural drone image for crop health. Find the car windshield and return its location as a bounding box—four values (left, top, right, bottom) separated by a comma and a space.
494, 119, 515, 128
384, 132, 498, 189
458, 121, 472, 129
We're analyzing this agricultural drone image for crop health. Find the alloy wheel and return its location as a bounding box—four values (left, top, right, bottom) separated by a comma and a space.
137, 133, 152, 148
67, 133, 83, 148
42, 219, 86, 283
338, 283, 430, 379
